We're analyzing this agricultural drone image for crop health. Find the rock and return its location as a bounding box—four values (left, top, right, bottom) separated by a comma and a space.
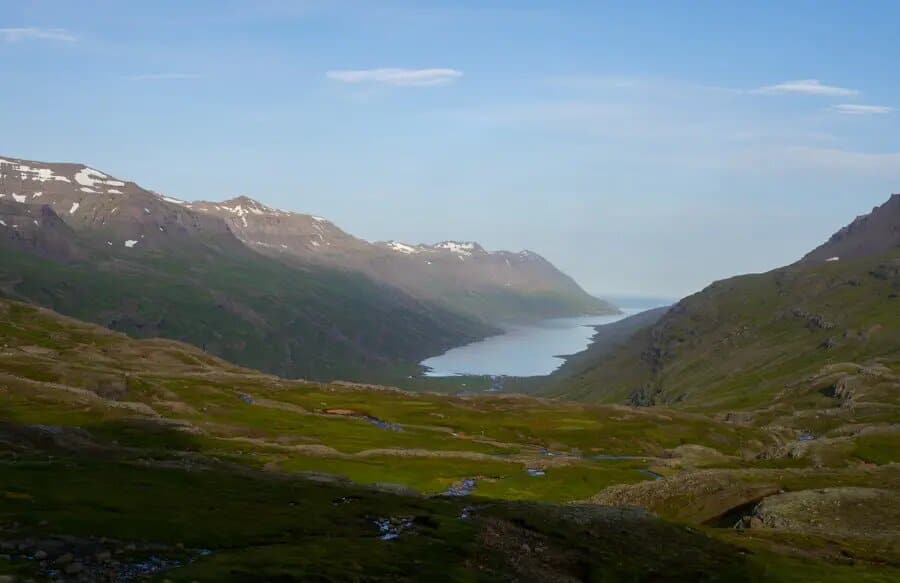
64, 562, 83, 574
33, 549, 47, 560
54, 552, 74, 565
748, 516, 764, 529
95, 550, 111, 561
0, 575, 16, 583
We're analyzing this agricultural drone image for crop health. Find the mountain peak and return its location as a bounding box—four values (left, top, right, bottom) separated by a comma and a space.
801, 193, 900, 264
431, 241, 484, 255
217, 196, 284, 216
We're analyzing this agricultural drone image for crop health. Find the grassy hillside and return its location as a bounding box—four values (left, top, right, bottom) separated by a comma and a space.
0, 219, 493, 383
548, 249, 900, 413
0, 299, 898, 580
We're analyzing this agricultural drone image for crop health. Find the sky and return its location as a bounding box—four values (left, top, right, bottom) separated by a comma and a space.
2, 0, 899, 298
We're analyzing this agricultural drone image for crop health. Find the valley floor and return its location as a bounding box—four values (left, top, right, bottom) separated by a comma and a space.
0, 299, 897, 581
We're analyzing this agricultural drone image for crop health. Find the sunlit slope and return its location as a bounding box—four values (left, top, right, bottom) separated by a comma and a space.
2, 299, 899, 580
548, 248, 900, 413
0, 298, 771, 501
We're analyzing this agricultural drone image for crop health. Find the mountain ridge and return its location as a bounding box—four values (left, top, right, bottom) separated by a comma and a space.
190, 191, 615, 324
547, 193, 900, 411
0, 155, 497, 382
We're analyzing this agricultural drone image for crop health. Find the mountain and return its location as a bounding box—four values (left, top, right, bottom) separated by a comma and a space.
548, 194, 900, 413
191, 195, 615, 324
801, 194, 900, 264
0, 156, 494, 381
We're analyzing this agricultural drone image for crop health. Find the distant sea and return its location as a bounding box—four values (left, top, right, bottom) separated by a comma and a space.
598, 294, 677, 311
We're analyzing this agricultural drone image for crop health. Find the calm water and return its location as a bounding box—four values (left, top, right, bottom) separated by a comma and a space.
421, 307, 643, 377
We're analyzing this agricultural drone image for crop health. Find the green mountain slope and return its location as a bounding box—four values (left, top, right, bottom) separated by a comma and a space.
0, 158, 495, 382
548, 195, 900, 413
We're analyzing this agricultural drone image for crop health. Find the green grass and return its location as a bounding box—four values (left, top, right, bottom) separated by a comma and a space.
1, 297, 899, 579
548, 249, 900, 414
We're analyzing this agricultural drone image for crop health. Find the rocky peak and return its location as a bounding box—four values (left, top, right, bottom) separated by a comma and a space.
430, 241, 485, 256
216, 196, 287, 217
801, 194, 900, 264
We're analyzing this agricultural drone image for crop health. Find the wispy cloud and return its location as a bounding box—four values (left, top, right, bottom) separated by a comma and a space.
326, 68, 463, 87
734, 146, 900, 175
755, 79, 858, 96
126, 73, 202, 81
831, 104, 893, 115
0, 27, 77, 43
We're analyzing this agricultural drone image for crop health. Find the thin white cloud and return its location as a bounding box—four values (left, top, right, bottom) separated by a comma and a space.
735, 146, 900, 175
326, 68, 463, 87
0, 27, 77, 43
755, 79, 858, 96
832, 104, 893, 115
126, 73, 202, 81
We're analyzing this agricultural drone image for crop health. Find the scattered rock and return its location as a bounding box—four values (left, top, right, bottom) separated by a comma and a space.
64, 561, 83, 574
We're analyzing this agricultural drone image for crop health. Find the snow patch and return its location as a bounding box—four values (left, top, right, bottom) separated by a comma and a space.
73, 167, 127, 190
12, 194, 26, 203
33, 192, 42, 198
162, 196, 186, 205
108, 189, 123, 194
69, 202, 80, 214
826, 256, 840, 262
124, 239, 139, 248
0, 220, 6, 227
74, 167, 108, 187
385, 241, 419, 254
435, 241, 476, 256
0, 160, 58, 182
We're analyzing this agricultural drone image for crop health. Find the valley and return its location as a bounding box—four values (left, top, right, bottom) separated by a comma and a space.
4, 5, 898, 581
0, 255, 898, 581
1, 161, 898, 581
0, 156, 611, 386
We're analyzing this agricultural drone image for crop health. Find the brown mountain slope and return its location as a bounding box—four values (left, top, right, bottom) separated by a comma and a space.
801, 194, 900, 264
192, 195, 615, 324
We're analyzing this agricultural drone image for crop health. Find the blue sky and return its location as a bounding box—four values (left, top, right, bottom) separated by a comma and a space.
2, 0, 899, 297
